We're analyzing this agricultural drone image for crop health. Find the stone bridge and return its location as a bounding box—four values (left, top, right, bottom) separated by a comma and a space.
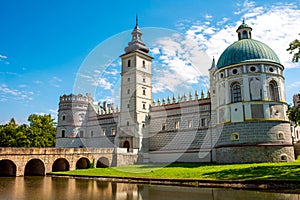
0, 148, 138, 176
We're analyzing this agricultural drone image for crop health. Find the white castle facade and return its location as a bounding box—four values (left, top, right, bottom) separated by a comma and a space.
56, 21, 295, 164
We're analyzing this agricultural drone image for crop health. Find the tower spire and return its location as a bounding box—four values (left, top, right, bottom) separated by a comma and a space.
124, 16, 149, 53
136, 14, 138, 27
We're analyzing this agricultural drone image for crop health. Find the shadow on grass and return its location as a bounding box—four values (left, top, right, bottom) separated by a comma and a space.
202, 165, 300, 180
137, 162, 211, 169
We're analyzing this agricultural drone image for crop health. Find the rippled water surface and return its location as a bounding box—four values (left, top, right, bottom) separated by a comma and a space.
0, 177, 300, 200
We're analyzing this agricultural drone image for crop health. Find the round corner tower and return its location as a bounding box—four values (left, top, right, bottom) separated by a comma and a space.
210, 21, 294, 163
56, 93, 92, 147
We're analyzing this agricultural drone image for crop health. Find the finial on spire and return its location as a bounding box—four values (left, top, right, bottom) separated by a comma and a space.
136, 14, 139, 27
242, 18, 245, 24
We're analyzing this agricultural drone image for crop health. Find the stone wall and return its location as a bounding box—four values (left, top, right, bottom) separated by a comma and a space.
214, 121, 295, 163
0, 147, 137, 176
215, 145, 294, 163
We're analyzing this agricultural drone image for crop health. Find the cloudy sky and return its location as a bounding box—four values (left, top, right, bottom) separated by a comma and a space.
0, 0, 300, 124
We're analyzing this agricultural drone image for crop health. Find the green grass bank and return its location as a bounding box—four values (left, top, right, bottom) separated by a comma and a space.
51, 161, 300, 181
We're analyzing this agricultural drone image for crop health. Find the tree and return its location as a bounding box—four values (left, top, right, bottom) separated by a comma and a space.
27, 114, 57, 147
0, 114, 56, 147
287, 93, 300, 125
287, 34, 300, 62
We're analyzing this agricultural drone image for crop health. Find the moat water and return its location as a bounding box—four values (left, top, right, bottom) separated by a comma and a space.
0, 176, 300, 200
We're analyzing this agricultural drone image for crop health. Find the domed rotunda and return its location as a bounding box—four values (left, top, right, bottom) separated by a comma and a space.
209, 20, 294, 163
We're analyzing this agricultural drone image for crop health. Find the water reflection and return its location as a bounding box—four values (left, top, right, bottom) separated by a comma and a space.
0, 177, 299, 200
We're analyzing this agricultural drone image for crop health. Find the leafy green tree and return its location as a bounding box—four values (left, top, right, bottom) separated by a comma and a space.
287, 93, 300, 125
27, 114, 57, 147
287, 34, 300, 62
0, 114, 56, 147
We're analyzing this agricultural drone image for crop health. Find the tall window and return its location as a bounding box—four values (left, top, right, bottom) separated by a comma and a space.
231, 82, 242, 102
61, 130, 65, 138
127, 60, 131, 67
142, 60, 146, 68
188, 119, 192, 128
175, 121, 179, 129
162, 123, 166, 131
111, 128, 116, 136
142, 89, 146, 95
102, 128, 106, 136
62, 115, 66, 121
269, 81, 279, 101
80, 130, 84, 138
201, 118, 206, 127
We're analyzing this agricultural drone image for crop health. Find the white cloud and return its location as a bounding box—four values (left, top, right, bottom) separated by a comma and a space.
181, 1, 300, 70
151, 33, 211, 94
289, 81, 300, 88
0, 54, 7, 59
0, 84, 33, 101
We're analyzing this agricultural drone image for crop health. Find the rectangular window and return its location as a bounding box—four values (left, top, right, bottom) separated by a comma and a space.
127, 89, 130, 94
127, 104, 130, 108
91, 130, 93, 137
201, 118, 206, 127
143, 78, 146, 83
127, 77, 130, 82
175, 121, 179, 129
80, 130, 84, 138
111, 128, 116, 136
61, 130, 65, 138
102, 128, 106, 136
162, 123, 166, 131
188, 119, 192, 128
143, 103, 146, 109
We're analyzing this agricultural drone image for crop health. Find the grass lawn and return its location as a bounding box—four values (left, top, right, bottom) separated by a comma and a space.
51, 161, 300, 181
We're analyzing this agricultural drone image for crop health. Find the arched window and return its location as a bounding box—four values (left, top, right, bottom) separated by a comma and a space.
127, 60, 131, 67
269, 81, 279, 101
242, 30, 248, 38
62, 115, 66, 121
231, 82, 242, 103
142, 60, 146, 68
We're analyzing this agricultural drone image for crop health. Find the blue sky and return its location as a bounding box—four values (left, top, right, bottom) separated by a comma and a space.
0, 0, 300, 124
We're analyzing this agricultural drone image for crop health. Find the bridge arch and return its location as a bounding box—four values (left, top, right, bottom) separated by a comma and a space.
96, 157, 110, 168
0, 159, 16, 176
76, 157, 90, 169
25, 158, 45, 176
52, 158, 70, 172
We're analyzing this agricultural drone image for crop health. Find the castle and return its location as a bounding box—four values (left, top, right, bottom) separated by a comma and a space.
56, 20, 295, 163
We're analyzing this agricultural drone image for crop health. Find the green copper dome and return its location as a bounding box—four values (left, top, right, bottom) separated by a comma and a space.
216, 39, 281, 69
216, 21, 281, 69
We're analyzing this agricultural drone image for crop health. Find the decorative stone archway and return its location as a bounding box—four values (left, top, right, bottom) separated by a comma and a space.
96, 157, 110, 168
76, 157, 90, 169
24, 159, 45, 176
52, 158, 70, 172
0, 159, 16, 176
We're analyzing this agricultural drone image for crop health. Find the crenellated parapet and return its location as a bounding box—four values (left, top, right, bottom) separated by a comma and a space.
60, 93, 93, 103
151, 90, 210, 107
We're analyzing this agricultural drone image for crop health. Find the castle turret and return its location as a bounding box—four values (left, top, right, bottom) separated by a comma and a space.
56, 93, 92, 147
211, 21, 294, 163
